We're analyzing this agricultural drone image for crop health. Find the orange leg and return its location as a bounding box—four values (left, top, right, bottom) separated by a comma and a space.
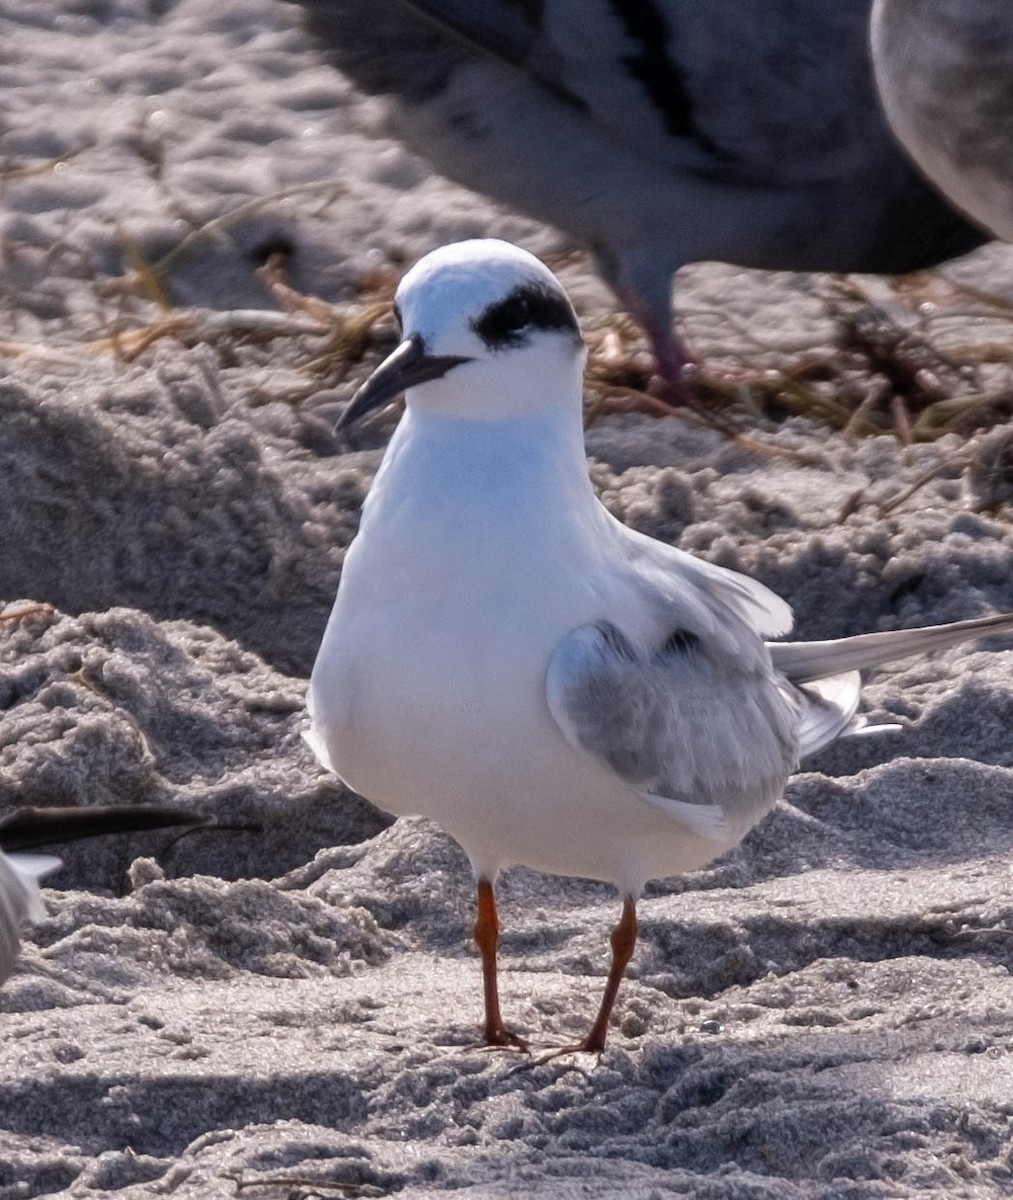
474, 879, 528, 1051
541, 896, 638, 1059
580, 896, 638, 1053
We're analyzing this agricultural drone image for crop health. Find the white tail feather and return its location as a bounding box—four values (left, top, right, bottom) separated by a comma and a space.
769, 612, 1013, 685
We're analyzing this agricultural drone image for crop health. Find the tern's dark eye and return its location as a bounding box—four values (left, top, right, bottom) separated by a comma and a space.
471, 282, 580, 350
496, 294, 532, 332
392, 303, 403, 334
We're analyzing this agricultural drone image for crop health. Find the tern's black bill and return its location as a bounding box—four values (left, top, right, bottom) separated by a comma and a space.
336, 334, 473, 430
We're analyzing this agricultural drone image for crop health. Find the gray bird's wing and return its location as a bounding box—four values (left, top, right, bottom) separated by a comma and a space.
397, 0, 893, 185
292, 0, 985, 274
616, 522, 793, 645
545, 619, 801, 841
767, 611, 1013, 753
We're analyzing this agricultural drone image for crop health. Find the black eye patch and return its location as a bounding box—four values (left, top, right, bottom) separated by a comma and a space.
392, 302, 403, 333
471, 283, 580, 350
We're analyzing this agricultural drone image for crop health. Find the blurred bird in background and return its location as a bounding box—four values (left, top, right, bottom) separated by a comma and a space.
872, 0, 1013, 244
288, 0, 986, 401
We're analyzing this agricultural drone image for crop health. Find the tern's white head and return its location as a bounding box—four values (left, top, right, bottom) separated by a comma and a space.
338, 240, 586, 427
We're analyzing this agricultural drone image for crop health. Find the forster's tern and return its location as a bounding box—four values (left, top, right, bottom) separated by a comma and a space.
308, 240, 1013, 1052
290, 0, 985, 397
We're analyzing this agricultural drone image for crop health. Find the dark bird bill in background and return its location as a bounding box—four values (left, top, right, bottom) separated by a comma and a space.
0, 804, 209, 986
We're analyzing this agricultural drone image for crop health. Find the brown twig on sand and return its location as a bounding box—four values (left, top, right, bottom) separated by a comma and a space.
838, 301, 972, 400
891, 395, 913, 446
909, 390, 1013, 440
1, 309, 331, 365
147, 179, 346, 281
876, 449, 972, 517
0, 603, 54, 624
842, 379, 891, 441
939, 342, 1013, 366
581, 317, 825, 463
583, 384, 680, 426
300, 301, 392, 385
119, 227, 174, 310
835, 489, 866, 524
257, 252, 344, 324
255, 251, 395, 388
220, 1170, 388, 1197
933, 275, 1013, 315
0, 149, 83, 182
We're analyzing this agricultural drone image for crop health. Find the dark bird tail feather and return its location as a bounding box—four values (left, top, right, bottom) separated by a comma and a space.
0, 805, 209, 852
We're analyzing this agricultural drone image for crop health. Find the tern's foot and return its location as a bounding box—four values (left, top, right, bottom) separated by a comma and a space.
480, 1026, 530, 1054
651, 374, 697, 409
526, 1032, 609, 1066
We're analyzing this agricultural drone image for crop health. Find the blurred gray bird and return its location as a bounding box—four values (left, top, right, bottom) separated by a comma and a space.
0, 804, 208, 986
289, 0, 985, 398
872, 0, 1013, 242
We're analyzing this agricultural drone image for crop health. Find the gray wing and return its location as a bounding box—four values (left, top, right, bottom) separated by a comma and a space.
0, 853, 60, 987
617, 522, 793, 644
767, 612, 1013, 755
325, 0, 896, 185
796, 672, 865, 758
546, 621, 802, 840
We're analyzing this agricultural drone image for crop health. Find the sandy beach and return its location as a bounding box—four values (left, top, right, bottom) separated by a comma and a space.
4, 3, 1013, 1196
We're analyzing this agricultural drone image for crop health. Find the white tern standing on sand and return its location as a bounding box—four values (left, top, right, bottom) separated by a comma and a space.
308, 240, 1013, 1053
290, 0, 985, 399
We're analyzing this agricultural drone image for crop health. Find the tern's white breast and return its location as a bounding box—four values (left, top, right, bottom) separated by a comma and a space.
308, 409, 746, 888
